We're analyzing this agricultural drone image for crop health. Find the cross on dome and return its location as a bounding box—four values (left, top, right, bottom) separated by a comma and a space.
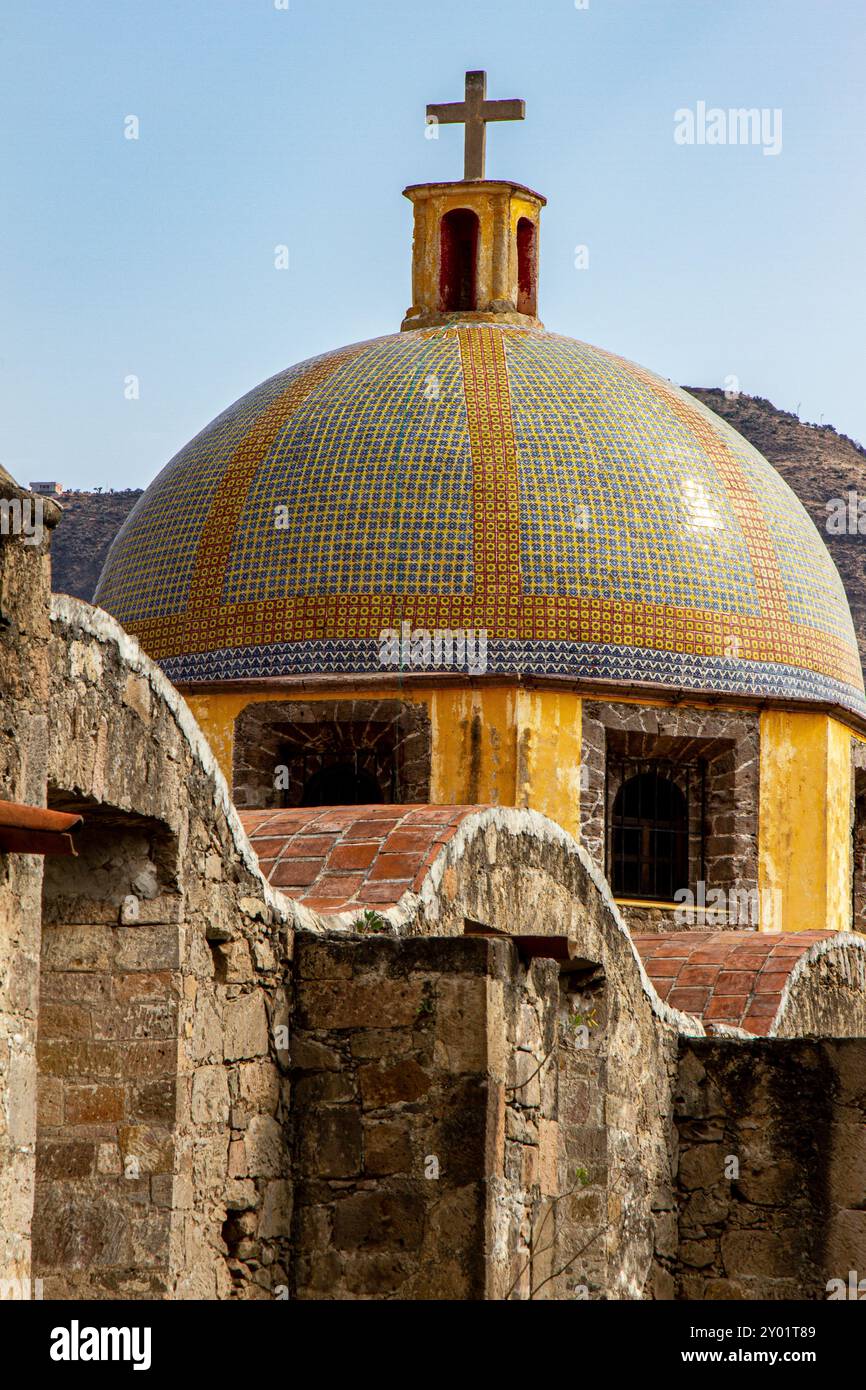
426, 70, 525, 181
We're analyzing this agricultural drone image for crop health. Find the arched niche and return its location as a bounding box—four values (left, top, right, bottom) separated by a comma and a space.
439, 208, 479, 312
516, 216, 537, 316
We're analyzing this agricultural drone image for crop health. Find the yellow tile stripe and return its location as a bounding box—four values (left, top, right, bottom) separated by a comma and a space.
600, 349, 791, 622
184, 343, 370, 644
458, 325, 521, 614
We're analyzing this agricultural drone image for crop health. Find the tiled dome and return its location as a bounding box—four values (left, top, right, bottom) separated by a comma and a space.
94, 323, 865, 715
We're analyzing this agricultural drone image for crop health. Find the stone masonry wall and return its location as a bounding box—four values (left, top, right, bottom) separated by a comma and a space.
291, 929, 618, 1303
675, 1039, 866, 1298
38, 597, 298, 1298
291, 934, 508, 1299
0, 476, 59, 1294
409, 808, 689, 1297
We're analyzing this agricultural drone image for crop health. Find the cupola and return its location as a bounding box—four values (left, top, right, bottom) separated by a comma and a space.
401, 71, 546, 331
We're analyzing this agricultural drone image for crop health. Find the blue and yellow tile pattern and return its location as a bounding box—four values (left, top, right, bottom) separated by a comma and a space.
93, 323, 866, 715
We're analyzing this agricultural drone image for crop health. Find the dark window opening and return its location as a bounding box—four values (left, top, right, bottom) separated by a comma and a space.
516, 217, 536, 316
608, 766, 691, 901
439, 208, 479, 312
300, 761, 384, 807
232, 700, 431, 811
277, 740, 396, 808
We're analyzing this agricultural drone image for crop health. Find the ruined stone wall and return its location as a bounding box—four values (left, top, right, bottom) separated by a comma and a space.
0, 479, 59, 1293
291, 934, 506, 1299
36, 597, 298, 1299
675, 1038, 866, 1299
290, 928, 622, 1302
408, 808, 690, 1298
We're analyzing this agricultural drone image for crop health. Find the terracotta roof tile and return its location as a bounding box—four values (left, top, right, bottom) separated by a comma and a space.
241, 804, 489, 916
632, 930, 836, 1035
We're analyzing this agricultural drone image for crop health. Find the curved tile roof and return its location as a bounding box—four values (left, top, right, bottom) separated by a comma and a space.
632, 930, 842, 1035
95, 324, 864, 713
242, 807, 861, 1038
239, 803, 486, 916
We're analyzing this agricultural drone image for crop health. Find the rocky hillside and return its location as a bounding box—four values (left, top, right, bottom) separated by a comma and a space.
50, 490, 142, 602
47, 394, 866, 673
685, 390, 866, 668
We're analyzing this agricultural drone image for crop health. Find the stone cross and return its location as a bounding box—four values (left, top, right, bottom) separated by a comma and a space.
427, 70, 525, 181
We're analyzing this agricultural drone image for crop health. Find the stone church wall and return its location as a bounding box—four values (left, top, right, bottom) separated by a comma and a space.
674, 1038, 866, 1299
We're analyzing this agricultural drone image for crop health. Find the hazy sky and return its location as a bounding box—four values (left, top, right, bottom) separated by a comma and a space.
2, 0, 864, 490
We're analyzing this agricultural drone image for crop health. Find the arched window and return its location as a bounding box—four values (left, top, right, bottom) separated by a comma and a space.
516, 217, 536, 316
439, 208, 479, 312
300, 763, 383, 807
610, 771, 688, 900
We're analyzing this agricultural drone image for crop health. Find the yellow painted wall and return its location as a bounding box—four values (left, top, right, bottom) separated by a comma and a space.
188, 686, 857, 933
513, 688, 583, 839
758, 710, 852, 932
184, 684, 583, 840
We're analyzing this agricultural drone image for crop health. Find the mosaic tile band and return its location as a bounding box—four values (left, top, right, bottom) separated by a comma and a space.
160, 637, 865, 715
93, 323, 866, 716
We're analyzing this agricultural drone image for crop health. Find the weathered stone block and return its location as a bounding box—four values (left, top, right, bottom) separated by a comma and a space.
243, 1114, 286, 1178
190, 1066, 230, 1124
433, 977, 487, 1072
299, 1108, 362, 1179
118, 1124, 174, 1175
259, 1180, 292, 1239
299, 979, 424, 1031
291, 1036, 343, 1070
224, 993, 269, 1061
358, 1059, 431, 1109
363, 1120, 412, 1176
678, 1143, 726, 1191
332, 1191, 424, 1252
64, 1085, 125, 1126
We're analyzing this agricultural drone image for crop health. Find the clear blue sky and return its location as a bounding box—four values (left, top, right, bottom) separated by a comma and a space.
2, 0, 864, 490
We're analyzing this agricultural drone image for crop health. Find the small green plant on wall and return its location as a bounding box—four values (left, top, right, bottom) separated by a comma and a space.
352, 909, 389, 934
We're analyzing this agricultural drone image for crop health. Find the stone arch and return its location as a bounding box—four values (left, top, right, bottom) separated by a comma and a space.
35, 595, 297, 1299
771, 935, 866, 1038
403, 807, 695, 1299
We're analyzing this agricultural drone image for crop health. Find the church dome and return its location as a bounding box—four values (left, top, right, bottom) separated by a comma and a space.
94, 321, 865, 716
